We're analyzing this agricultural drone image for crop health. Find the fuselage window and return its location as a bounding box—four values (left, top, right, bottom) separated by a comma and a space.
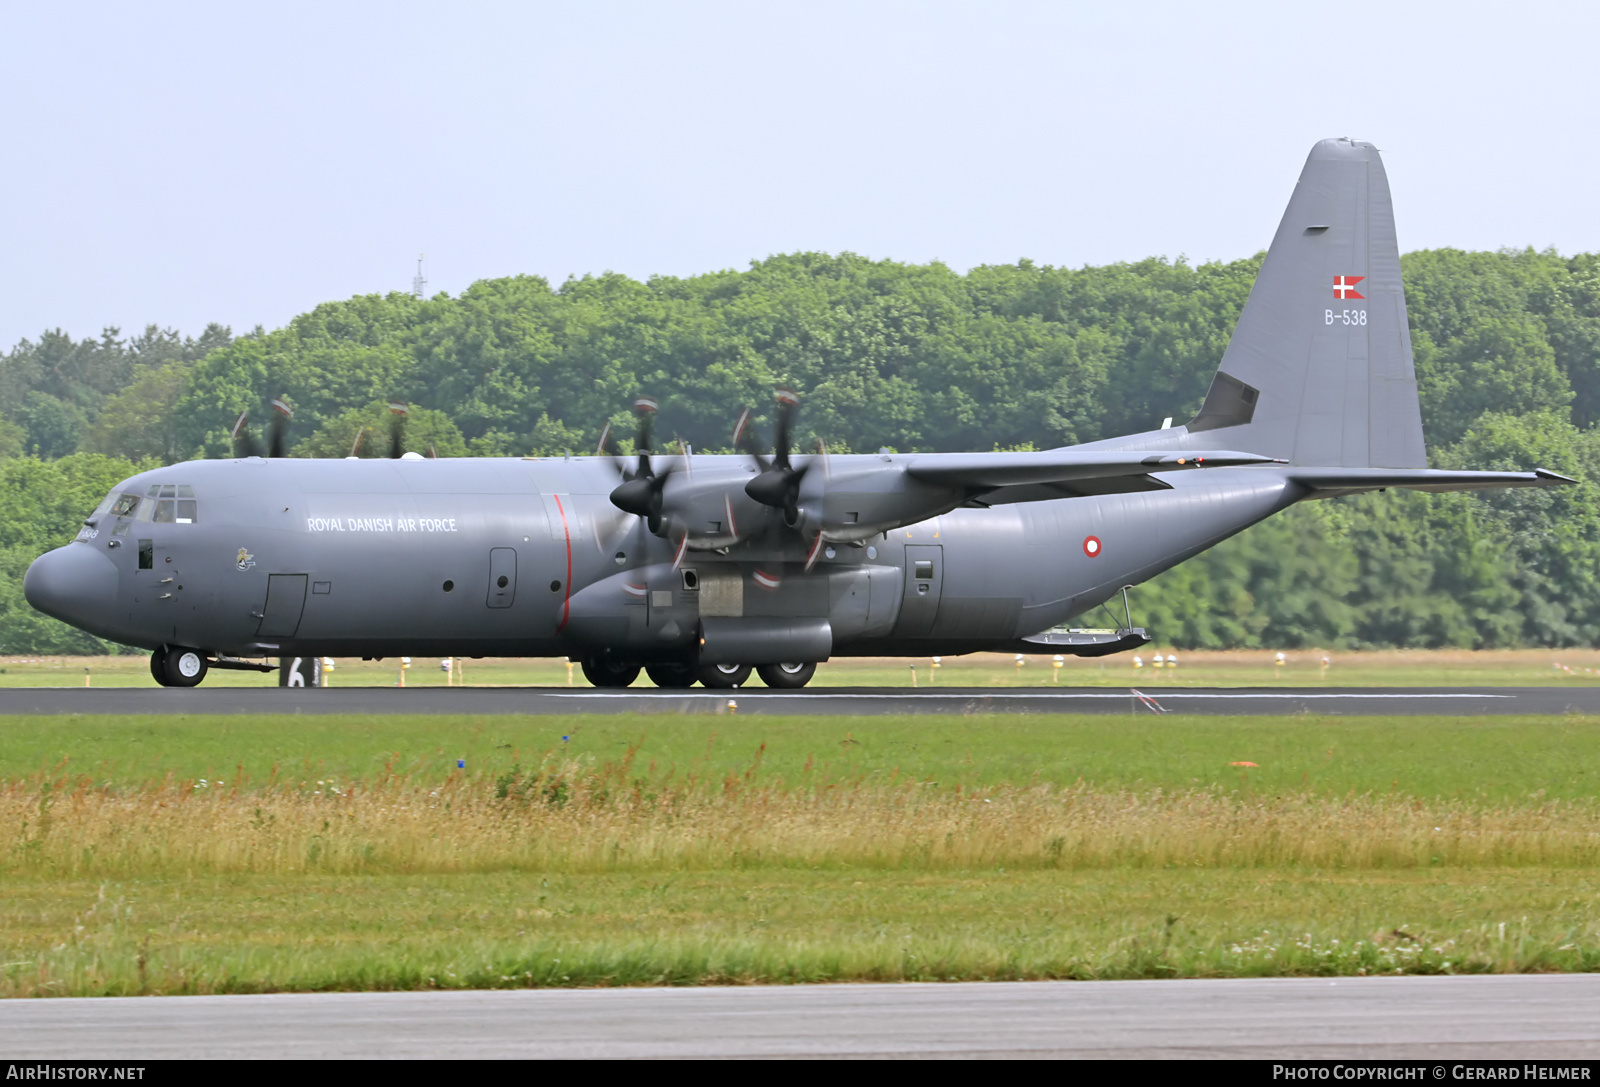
913, 560, 934, 580
138, 539, 153, 570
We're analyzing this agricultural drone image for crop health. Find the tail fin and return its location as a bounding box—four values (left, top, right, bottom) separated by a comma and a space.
1187, 138, 1426, 468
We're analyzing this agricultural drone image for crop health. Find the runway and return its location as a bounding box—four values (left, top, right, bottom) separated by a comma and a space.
2, 684, 1599, 715
3, 975, 1599, 1058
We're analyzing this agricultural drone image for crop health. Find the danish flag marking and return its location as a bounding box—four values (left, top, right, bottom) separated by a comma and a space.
1333, 276, 1366, 300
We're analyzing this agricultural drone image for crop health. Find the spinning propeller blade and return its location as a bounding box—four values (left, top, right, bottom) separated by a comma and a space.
388, 401, 408, 459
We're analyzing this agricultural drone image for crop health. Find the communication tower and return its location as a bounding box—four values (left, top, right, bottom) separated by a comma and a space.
412, 254, 427, 299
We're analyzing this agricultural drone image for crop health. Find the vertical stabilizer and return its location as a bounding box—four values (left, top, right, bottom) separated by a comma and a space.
1188, 139, 1426, 468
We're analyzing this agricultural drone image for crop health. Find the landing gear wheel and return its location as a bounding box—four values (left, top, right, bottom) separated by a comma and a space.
645, 662, 696, 688
698, 662, 751, 689
581, 657, 640, 688
756, 661, 816, 689
160, 646, 209, 688
149, 646, 168, 686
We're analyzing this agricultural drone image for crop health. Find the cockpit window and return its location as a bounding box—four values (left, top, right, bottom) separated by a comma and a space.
110, 494, 141, 517
140, 484, 198, 523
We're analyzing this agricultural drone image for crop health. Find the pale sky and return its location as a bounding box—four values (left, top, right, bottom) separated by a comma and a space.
2, 0, 1594, 350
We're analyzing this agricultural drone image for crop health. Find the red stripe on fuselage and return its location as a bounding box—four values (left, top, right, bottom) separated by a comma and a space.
552, 494, 573, 631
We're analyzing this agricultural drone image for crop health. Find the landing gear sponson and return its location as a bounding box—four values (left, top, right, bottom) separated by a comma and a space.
580, 657, 808, 689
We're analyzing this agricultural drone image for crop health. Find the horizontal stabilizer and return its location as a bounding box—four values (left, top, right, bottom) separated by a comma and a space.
1292, 467, 1577, 495
906, 449, 1284, 490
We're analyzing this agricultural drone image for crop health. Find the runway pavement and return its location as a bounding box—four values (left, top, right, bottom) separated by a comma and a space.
2, 684, 1600, 715
3, 975, 1599, 1058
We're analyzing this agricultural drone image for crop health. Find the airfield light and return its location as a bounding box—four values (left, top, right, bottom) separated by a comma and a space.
931, 656, 941, 685
1052, 655, 1064, 683
1133, 655, 1143, 669
909, 664, 918, 688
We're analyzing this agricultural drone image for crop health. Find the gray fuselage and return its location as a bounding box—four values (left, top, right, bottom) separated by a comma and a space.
31, 453, 1301, 662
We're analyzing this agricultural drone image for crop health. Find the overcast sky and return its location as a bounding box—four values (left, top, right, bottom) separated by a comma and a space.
2, 0, 1594, 350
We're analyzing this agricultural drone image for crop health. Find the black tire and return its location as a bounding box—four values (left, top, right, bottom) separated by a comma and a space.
698, 662, 751, 689
160, 646, 209, 688
581, 657, 640, 688
149, 646, 169, 686
756, 661, 816, 689
645, 662, 696, 688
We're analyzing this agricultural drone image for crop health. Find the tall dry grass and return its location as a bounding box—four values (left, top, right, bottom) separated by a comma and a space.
6, 751, 1600, 877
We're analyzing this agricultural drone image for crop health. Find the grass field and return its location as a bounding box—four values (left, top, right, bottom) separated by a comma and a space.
7, 647, 1600, 688
3, 711, 1600, 995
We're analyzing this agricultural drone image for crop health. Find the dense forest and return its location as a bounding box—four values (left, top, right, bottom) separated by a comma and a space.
3, 246, 1598, 654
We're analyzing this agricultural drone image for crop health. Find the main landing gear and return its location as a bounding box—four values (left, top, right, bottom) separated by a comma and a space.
150, 644, 209, 688
578, 657, 811, 689
755, 661, 816, 689
580, 657, 641, 688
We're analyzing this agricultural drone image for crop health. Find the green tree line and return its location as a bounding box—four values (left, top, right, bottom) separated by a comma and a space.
3, 247, 1597, 653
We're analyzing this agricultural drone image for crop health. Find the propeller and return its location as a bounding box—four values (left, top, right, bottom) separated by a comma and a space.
230, 396, 293, 458
387, 401, 408, 459
268, 397, 293, 458
606, 396, 677, 535
739, 389, 810, 526
230, 411, 262, 458
737, 389, 829, 568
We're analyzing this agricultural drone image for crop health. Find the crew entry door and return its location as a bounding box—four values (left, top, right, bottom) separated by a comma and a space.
487, 548, 517, 608
892, 545, 943, 637
257, 574, 308, 637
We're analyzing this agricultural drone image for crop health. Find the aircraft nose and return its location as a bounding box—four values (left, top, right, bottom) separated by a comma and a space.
24, 544, 119, 630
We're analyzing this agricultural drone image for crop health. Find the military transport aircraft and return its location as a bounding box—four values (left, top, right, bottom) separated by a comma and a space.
24, 139, 1575, 689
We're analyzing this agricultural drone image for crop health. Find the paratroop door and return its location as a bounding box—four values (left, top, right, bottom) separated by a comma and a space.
487, 548, 517, 608
891, 545, 943, 636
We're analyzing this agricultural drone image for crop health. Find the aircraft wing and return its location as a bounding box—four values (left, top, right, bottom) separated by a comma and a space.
904, 449, 1285, 503
1289, 467, 1578, 495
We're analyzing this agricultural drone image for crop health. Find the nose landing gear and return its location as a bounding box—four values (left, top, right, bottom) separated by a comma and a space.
150, 645, 209, 688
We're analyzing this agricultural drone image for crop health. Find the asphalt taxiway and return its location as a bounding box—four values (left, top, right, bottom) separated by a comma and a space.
2, 684, 1598, 715
4, 975, 1599, 1058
